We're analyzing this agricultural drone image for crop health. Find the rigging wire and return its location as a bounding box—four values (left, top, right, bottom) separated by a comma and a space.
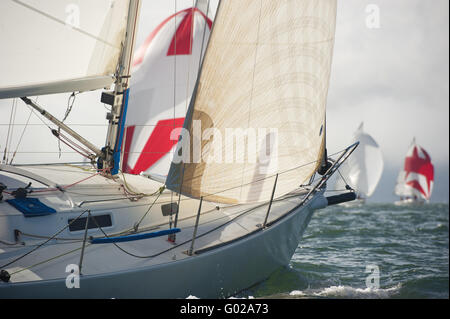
0, 144, 356, 278
3, 98, 17, 164
170, 0, 178, 229
0, 209, 90, 270
7, 97, 40, 164
133, 187, 164, 232
58, 92, 77, 158
8, 108, 33, 165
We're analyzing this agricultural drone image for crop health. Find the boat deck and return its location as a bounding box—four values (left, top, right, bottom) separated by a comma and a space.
0, 164, 315, 284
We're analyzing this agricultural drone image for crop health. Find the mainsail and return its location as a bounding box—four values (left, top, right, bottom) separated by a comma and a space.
394, 138, 434, 201
0, 0, 132, 99
166, 0, 337, 204
123, 2, 213, 176
335, 122, 383, 198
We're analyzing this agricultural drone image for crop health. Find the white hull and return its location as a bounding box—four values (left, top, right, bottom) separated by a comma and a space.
0, 164, 327, 298
394, 198, 425, 206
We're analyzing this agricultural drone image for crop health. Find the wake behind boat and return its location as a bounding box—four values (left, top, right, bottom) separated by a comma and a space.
0, 0, 356, 298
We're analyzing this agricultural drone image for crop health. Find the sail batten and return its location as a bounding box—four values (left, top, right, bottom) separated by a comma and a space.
0, 0, 132, 99
166, 0, 337, 204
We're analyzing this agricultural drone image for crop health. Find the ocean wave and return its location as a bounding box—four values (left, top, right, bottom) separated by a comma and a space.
289, 284, 402, 299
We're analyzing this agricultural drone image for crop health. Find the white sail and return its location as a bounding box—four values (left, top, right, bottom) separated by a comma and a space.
394, 138, 434, 201
166, 0, 337, 204
335, 123, 383, 198
0, 0, 132, 99
123, 2, 213, 176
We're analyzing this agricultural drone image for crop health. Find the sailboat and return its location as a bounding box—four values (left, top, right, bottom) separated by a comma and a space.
335, 122, 384, 204
394, 138, 434, 205
0, 0, 356, 298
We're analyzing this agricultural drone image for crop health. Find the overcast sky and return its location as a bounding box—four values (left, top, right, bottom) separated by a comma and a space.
327, 0, 449, 202
0, 0, 448, 202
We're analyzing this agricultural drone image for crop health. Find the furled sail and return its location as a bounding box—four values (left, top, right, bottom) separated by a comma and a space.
394, 138, 434, 201
335, 123, 384, 198
0, 0, 132, 99
166, 0, 337, 204
122, 2, 213, 177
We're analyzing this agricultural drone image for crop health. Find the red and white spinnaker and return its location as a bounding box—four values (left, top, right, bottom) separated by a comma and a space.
395, 138, 434, 202
122, 2, 213, 178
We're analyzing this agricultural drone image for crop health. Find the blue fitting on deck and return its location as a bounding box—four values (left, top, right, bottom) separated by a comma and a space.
6, 198, 56, 217
90, 228, 181, 244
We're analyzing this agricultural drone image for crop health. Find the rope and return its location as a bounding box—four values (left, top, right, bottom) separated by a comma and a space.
90, 214, 182, 259
15, 231, 84, 242
53, 130, 94, 161
89, 188, 291, 259
58, 92, 77, 158
133, 186, 164, 231
0, 239, 19, 246
0, 209, 90, 270
8, 246, 85, 276
7, 99, 18, 161
30, 168, 108, 194
119, 170, 165, 197
336, 167, 354, 192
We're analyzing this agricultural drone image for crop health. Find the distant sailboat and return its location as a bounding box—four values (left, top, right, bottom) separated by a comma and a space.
335, 122, 383, 203
394, 138, 434, 205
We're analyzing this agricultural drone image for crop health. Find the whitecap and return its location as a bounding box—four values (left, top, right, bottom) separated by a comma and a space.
289, 284, 401, 299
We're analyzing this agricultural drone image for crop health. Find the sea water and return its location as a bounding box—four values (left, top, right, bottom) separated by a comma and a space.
238, 203, 449, 299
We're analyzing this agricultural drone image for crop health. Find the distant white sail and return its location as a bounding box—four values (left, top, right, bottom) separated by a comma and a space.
335, 123, 383, 198
394, 138, 434, 201
122, 3, 213, 176
0, 0, 132, 99
166, 0, 337, 204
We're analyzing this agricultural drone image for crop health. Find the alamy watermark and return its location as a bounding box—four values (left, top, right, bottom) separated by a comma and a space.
65, 264, 80, 289
365, 264, 380, 289
365, 4, 381, 29
170, 121, 279, 174
65, 4, 80, 29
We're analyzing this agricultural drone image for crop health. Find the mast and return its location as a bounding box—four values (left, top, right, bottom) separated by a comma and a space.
103, 0, 141, 174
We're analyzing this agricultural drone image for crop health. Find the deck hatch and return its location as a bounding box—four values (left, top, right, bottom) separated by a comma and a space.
68, 214, 112, 232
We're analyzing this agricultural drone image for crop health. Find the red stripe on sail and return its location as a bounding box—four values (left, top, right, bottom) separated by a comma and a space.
133, 8, 212, 66
129, 118, 185, 175
406, 180, 427, 198
168, 8, 212, 56
122, 126, 136, 173
404, 146, 434, 198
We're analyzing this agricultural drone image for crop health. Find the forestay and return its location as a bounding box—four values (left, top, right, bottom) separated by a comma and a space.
335, 123, 384, 198
166, 0, 337, 204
